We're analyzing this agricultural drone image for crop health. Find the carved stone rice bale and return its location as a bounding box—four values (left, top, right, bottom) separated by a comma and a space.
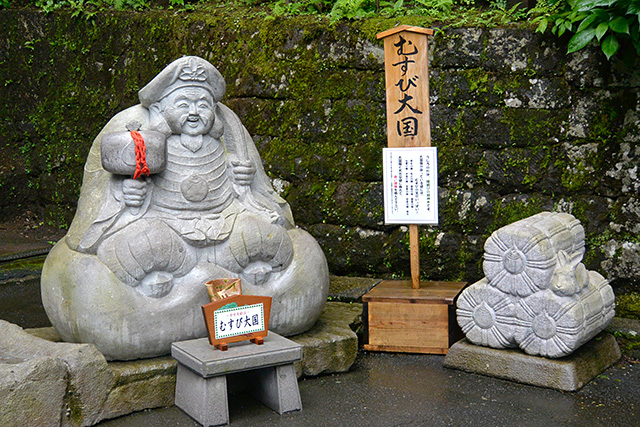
580, 272, 615, 339
514, 290, 586, 358
483, 212, 585, 297
456, 278, 517, 349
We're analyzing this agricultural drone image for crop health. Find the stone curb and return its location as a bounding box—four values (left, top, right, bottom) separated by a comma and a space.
444, 332, 621, 392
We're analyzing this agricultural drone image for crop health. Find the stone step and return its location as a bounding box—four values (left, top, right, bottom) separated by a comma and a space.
328, 275, 380, 302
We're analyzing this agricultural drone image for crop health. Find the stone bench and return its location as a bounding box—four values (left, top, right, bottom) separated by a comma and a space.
171, 333, 303, 426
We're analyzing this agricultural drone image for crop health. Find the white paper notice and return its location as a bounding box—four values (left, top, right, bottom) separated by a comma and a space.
214, 303, 265, 340
383, 147, 438, 225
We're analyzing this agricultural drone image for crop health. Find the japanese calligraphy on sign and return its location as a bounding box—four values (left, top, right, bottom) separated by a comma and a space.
214, 303, 265, 340
379, 26, 433, 148
378, 25, 435, 288
202, 294, 272, 348
383, 147, 438, 224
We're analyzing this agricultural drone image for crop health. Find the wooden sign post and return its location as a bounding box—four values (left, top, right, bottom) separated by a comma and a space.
362, 26, 468, 355
379, 25, 433, 290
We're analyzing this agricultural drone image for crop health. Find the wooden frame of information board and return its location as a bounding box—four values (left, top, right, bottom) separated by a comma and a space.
202, 294, 272, 351
363, 25, 467, 355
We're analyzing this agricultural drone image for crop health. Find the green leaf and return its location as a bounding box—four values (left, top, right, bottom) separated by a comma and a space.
610, 16, 630, 34
576, 14, 600, 32
601, 34, 620, 59
627, 1, 640, 14
595, 21, 609, 40
631, 24, 640, 41
575, 0, 613, 11
568, 28, 596, 53
591, 9, 610, 20
537, 19, 549, 33
633, 38, 640, 55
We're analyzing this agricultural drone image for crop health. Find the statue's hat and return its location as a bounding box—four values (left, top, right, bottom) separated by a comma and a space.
138, 56, 226, 107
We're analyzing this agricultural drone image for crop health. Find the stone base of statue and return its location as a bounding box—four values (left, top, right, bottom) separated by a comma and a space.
443, 332, 621, 391
42, 227, 328, 361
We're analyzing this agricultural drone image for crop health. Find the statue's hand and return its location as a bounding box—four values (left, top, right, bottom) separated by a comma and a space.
230, 157, 256, 187
122, 178, 148, 207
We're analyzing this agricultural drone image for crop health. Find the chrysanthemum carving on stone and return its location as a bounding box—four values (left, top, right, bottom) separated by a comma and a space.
457, 278, 516, 349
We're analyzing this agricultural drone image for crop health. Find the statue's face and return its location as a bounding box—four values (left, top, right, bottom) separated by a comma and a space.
162, 87, 215, 136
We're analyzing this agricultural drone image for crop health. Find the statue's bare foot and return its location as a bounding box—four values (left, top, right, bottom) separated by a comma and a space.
138, 271, 174, 298
242, 261, 272, 286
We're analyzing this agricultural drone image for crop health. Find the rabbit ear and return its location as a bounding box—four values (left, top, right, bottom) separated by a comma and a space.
556, 250, 581, 269
556, 250, 570, 266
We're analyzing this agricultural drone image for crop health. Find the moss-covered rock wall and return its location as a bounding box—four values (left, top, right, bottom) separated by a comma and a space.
1, 10, 638, 289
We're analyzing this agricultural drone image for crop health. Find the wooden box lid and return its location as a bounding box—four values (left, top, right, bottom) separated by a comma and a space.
362, 280, 468, 305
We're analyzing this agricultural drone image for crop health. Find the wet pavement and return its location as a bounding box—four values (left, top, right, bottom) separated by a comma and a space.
97, 351, 640, 427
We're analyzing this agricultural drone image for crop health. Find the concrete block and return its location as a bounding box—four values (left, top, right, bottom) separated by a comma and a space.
329, 276, 381, 301
251, 364, 301, 414
443, 332, 621, 391
171, 333, 302, 378
175, 364, 228, 426
102, 356, 177, 420
172, 332, 303, 424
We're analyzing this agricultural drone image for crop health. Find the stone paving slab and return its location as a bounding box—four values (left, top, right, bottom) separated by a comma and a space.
328, 275, 380, 302
443, 332, 621, 391
0, 222, 64, 260
172, 333, 302, 378
289, 302, 362, 377
97, 350, 640, 427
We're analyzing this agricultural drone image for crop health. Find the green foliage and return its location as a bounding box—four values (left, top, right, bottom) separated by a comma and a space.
329, 0, 375, 21
3, 0, 537, 26
32, 0, 149, 16
268, 0, 532, 22
534, 0, 640, 60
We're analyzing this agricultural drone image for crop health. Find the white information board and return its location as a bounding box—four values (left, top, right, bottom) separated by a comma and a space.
383, 147, 438, 224
214, 303, 265, 340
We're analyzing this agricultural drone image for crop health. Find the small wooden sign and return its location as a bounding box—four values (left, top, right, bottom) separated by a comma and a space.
367, 26, 467, 355
202, 294, 272, 351
378, 25, 433, 149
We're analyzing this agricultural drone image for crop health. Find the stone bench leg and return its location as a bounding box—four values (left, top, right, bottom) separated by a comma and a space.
175, 364, 229, 426
250, 363, 301, 415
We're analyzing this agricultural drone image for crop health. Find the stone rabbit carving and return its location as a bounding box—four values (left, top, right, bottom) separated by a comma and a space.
551, 250, 589, 297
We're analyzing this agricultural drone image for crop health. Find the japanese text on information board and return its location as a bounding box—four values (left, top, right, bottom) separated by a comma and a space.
392, 35, 423, 139
214, 303, 265, 340
383, 147, 438, 224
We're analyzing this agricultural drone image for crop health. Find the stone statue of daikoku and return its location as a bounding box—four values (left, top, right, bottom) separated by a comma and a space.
41, 56, 329, 360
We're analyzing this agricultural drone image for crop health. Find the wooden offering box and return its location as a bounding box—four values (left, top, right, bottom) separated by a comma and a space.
363, 280, 468, 354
